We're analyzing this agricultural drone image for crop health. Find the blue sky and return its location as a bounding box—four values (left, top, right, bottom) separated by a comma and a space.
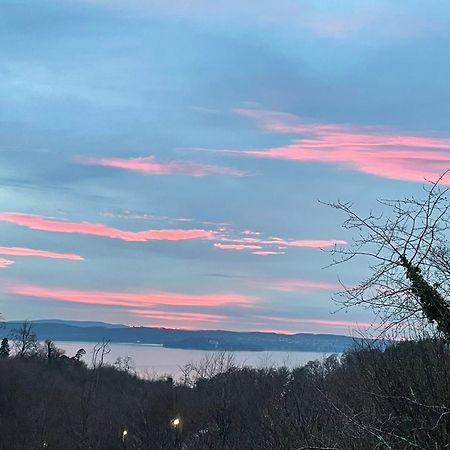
1, 0, 450, 334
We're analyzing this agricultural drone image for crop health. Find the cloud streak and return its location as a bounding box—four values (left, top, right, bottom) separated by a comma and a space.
214, 243, 262, 251
0, 213, 215, 242
129, 309, 227, 323
218, 234, 347, 253
252, 251, 285, 256
0, 213, 344, 259
3, 283, 256, 308
258, 315, 376, 329
77, 155, 247, 177
0, 246, 83, 261
0, 258, 14, 268
252, 278, 340, 291
231, 109, 450, 184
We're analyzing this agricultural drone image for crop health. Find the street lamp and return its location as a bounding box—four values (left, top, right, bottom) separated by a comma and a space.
171, 417, 182, 448
171, 417, 181, 428
122, 429, 128, 442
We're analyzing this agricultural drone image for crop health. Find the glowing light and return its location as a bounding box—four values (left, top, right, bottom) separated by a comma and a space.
171, 418, 181, 428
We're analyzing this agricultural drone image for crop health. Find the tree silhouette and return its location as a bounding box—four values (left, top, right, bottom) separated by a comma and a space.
12, 321, 37, 358
0, 337, 9, 358
327, 173, 450, 338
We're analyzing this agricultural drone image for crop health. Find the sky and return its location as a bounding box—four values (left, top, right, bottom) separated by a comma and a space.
1, 0, 450, 335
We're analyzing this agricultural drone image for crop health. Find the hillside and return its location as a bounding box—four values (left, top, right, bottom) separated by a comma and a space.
0, 339, 447, 449
2, 320, 372, 352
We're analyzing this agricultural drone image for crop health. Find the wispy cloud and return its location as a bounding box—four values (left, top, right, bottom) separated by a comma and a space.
214, 243, 262, 251
0, 213, 215, 242
287, 239, 347, 248
0, 246, 83, 261
0, 212, 345, 257
230, 108, 450, 184
0, 258, 14, 268
129, 309, 226, 323
252, 251, 285, 256
252, 278, 340, 291
3, 283, 256, 308
242, 230, 261, 236
102, 209, 193, 223
217, 234, 346, 253
77, 155, 247, 177
258, 315, 376, 329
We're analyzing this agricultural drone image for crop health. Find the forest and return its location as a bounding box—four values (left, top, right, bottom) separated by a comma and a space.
0, 332, 448, 449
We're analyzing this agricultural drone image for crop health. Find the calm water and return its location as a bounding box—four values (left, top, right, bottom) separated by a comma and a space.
54, 341, 333, 379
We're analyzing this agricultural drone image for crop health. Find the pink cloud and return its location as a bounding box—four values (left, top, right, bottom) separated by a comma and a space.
0, 258, 14, 268
219, 236, 346, 250
0, 212, 215, 242
288, 239, 347, 248
3, 283, 256, 308
253, 278, 340, 291
129, 309, 226, 323
77, 155, 247, 177
214, 243, 262, 251
232, 109, 450, 184
0, 246, 83, 261
252, 251, 285, 256
258, 315, 376, 329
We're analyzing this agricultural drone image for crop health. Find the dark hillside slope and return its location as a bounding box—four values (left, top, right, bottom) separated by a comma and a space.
0, 339, 448, 449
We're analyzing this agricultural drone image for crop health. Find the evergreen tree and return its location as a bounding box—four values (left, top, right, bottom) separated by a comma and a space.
0, 337, 10, 358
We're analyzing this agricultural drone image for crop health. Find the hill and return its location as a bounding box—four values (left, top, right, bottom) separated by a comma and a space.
3, 320, 374, 352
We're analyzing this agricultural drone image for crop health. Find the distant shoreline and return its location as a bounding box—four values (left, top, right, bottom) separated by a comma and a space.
3, 320, 379, 353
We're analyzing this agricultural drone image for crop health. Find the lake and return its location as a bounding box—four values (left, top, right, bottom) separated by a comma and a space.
54, 341, 334, 379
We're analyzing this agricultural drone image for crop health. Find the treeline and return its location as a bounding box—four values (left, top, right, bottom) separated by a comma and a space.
0, 333, 449, 449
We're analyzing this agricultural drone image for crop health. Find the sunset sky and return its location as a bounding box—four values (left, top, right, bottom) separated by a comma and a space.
1, 0, 450, 335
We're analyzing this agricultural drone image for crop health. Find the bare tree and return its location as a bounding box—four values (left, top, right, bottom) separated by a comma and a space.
180, 352, 237, 386
91, 339, 111, 370
326, 173, 450, 339
12, 321, 38, 358
114, 355, 135, 374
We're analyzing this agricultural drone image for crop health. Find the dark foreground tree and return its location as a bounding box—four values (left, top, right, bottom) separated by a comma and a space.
0, 337, 9, 358
327, 173, 450, 339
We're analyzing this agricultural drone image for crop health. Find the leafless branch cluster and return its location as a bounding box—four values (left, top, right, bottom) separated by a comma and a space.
91, 339, 111, 370
179, 351, 238, 386
325, 173, 450, 338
